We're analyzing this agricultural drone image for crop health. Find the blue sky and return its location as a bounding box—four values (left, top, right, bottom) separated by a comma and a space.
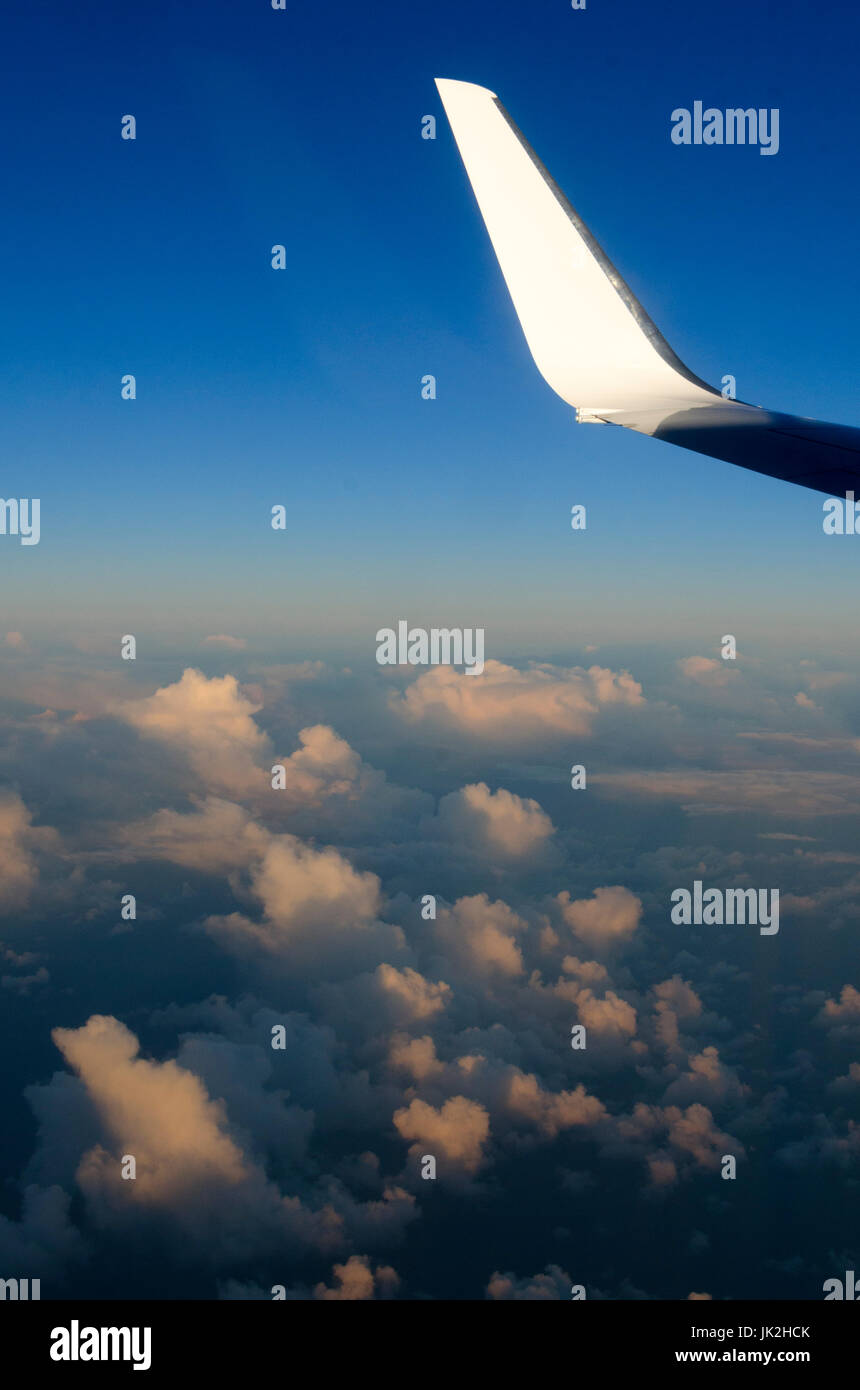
2, 0, 860, 656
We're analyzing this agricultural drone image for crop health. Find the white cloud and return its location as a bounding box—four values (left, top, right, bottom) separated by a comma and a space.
428, 782, 554, 858
557, 886, 642, 950
392, 660, 643, 740
393, 1096, 490, 1175
119, 668, 269, 794
678, 656, 733, 686
435, 894, 528, 978
121, 797, 269, 873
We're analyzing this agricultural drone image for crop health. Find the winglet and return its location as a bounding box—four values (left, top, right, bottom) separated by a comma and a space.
435, 77, 720, 415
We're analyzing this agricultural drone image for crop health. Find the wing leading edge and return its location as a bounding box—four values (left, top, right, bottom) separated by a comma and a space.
435, 77, 860, 498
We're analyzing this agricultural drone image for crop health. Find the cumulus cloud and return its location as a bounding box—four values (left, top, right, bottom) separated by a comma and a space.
387, 1034, 444, 1082
435, 894, 528, 979
5, 639, 860, 1299
0, 792, 52, 913
678, 656, 733, 686
203, 833, 405, 976
487, 1264, 572, 1300
53, 1014, 249, 1197
274, 725, 364, 802
0, 1185, 85, 1278
662, 1047, 749, 1109
119, 668, 269, 794
816, 985, 860, 1038
315, 965, 451, 1034
226, 1256, 401, 1301
48, 1015, 345, 1259
393, 1096, 490, 1176
557, 886, 642, 951
372, 964, 450, 1022
652, 977, 704, 1055
121, 797, 269, 873
504, 1072, 606, 1138
427, 782, 554, 859
391, 660, 643, 740
572, 988, 637, 1040
614, 1101, 742, 1185
267, 725, 432, 839
244, 835, 378, 930
312, 1255, 400, 1300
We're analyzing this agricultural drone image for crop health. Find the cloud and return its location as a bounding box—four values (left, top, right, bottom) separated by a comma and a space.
427, 782, 554, 858
652, 977, 704, 1055
47, 1015, 345, 1259
572, 988, 637, 1040
274, 725, 364, 801
202, 635, 247, 650
486, 1264, 572, 1300
816, 985, 860, 1038
393, 1096, 490, 1175
312, 1255, 399, 1300
227, 1255, 401, 1301
4, 631, 27, 650
387, 1034, 444, 1082
391, 660, 643, 740
678, 656, 733, 686
614, 1101, 742, 1184
52, 1015, 253, 1200
2, 966, 49, 994
370, 965, 450, 1022
315, 965, 451, 1032
0, 1185, 85, 1278
504, 1071, 606, 1138
121, 797, 269, 873
0, 792, 52, 913
435, 894, 528, 978
557, 886, 642, 951
119, 668, 269, 794
662, 1047, 749, 1109
244, 835, 380, 933
269, 725, 431, 833
595, 770, 860, 818
204, 833, 404, 975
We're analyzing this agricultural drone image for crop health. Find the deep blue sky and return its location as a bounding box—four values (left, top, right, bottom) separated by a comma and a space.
2, 0, 859, 656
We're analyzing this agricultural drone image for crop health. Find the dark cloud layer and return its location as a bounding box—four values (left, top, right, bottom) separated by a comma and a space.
0, 649, 858, 1299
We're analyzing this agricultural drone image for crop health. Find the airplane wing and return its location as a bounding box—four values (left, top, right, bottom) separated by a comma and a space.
435, 77, 860, 499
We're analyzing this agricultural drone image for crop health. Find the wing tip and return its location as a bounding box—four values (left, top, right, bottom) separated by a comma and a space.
435, 77, 498, 102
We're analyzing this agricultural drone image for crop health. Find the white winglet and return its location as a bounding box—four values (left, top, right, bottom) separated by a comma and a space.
435, 77, 721, 416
